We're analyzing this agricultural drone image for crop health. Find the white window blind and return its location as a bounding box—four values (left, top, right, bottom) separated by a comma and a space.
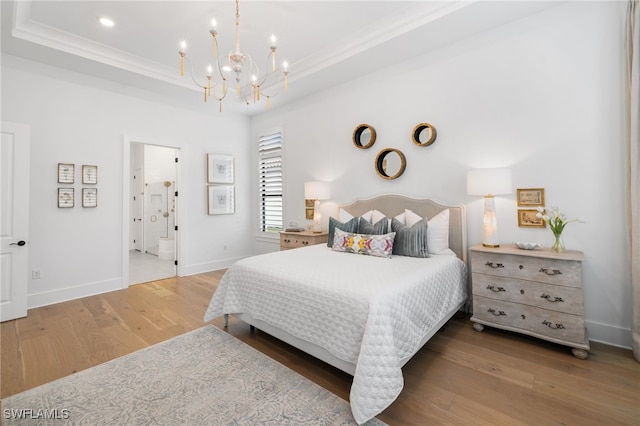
258, 130, 283, 233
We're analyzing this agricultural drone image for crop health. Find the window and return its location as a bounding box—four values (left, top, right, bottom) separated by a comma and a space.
258, 130, 283, 233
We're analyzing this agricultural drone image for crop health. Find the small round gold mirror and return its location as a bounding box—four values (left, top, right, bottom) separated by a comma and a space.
375, 148, 406, 180
412, 123, 437, 147
352, 124, 376, 149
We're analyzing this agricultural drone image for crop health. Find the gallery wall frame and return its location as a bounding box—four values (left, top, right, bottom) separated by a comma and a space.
58, 188, 74, 208
58, 163, 75, 184
207, 185, 234, 215
207, 154, 234, 184
82, 188, 98, 207
82, 165, 98, 184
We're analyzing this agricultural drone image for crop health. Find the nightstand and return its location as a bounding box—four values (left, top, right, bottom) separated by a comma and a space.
279, 231, 328, 250
469, 244, 589, 359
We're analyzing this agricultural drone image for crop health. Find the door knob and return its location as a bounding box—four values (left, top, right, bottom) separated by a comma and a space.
10, 240, 26, 246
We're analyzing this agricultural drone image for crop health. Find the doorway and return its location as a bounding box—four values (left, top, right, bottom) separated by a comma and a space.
129, 143, 178, 285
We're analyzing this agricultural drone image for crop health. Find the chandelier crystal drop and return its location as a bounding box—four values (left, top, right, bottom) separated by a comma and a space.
178, 0, 289, 111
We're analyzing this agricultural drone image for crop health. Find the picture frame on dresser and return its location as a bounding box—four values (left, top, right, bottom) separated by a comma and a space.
517, 188, 545, 207
517, 209, 546, 228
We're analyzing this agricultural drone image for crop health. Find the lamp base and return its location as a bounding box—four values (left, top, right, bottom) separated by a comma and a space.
482, 243, 500, 248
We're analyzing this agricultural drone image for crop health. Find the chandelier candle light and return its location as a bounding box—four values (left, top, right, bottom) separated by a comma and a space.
178, 0, 289, 111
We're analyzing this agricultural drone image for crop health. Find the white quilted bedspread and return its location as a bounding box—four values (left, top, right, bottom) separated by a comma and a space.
204, 244, 467, 424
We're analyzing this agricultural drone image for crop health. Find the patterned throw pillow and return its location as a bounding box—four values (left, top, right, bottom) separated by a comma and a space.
327, 217, 359, 247
331, 228, 396, 258
391, 217, 429, 258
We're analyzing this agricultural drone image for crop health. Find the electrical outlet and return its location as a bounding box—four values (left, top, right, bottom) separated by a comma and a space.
32, 269, 41, 279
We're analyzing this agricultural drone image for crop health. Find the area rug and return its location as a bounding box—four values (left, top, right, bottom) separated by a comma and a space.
2, 325, 387, 425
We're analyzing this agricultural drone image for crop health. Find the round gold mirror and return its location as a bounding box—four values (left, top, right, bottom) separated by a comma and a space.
412, 123, 437, 147
352, 124, 376, 149
375, 148, 406, 180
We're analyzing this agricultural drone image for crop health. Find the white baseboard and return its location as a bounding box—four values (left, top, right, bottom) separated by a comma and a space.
28, 277, 123, 310
585, 320, 632, 349
181, 256, 245, 277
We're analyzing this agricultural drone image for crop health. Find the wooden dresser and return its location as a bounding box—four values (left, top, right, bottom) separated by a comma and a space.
469, 244, 589, 359
279, 231, 328, 250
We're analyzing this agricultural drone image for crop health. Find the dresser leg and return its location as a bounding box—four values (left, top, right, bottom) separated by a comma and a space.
571, 348, 588, 359
472, 322, 485, 332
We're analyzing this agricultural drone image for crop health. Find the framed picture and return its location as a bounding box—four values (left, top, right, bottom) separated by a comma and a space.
517, 188, 545, 207
58, 188, 74, 208
517, 209, 546, 228
305, 199, 314, 220
207, 154, 234, 184
58, 163, 75, 184
82, 188, 98, 207
208, 185, 234, 215
82, 165, 98, 184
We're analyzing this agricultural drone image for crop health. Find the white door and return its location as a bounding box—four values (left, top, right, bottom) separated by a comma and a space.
1, 122, 30, 322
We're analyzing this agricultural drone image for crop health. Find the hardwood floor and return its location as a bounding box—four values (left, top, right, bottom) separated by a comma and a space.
2, 272, 638, 425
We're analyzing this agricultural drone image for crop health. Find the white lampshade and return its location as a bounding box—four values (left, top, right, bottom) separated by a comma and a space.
304, 181, 330, 200
467, 168, 512, 196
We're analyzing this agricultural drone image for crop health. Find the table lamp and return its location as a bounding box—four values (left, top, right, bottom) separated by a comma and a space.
304, 181, 330, 233
467, 167, 512, 247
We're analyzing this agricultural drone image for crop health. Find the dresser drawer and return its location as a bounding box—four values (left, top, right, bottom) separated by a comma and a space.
472, 273, 584, 316
473, 296, 587, 345
280, 232, 327, 250
470, 252, 582, 288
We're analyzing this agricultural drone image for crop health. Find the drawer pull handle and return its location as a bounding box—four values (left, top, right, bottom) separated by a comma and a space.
284, 239, 291, 243
485, 262, 504, 269
542, 320, 565, 330
539, 267, 562, 276
488, 308, 506, 316
486, 285, 506, 293
302, 241, 309, 245
541, 294, 564, 303
519, 265, 524, 270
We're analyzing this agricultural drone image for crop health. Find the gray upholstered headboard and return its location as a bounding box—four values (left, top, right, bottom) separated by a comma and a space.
339, 195, 467, 263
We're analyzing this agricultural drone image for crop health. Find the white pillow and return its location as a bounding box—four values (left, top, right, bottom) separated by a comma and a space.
405, 209, 450, 254
393, 211, 406, 225
339, 208, 387, 224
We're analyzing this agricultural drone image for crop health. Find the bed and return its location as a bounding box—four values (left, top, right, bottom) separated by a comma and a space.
204, 195, 468, 424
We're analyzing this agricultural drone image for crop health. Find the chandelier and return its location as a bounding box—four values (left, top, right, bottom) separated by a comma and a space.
178, 0, 289, 112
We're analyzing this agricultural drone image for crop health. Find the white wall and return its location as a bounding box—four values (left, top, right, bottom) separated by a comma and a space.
1, 54, 252, 307
250, 2, 631, 347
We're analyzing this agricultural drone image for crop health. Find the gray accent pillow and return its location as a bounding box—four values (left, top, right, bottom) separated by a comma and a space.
358, 217, 389, 235
327, 216, 359, 247
391, 218, 429, 258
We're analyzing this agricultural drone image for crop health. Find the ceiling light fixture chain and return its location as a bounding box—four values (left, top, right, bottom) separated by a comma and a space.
178, 0, 289, 112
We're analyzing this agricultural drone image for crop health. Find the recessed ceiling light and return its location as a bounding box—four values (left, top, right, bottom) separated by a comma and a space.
98, 17, 115, 28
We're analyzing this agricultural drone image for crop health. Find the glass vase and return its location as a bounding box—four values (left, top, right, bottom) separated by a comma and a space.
551, 232, 565, 253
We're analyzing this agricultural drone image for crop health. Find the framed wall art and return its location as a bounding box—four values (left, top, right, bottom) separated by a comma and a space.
517, 188, 545, 207
58, 163, 75, 184
58, 188, 74, 208
207, 154, 234, 184
82, 188, 98, 207
82, 165, 98, 184
517, 209, 546, 228
207, 185, 235, 215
